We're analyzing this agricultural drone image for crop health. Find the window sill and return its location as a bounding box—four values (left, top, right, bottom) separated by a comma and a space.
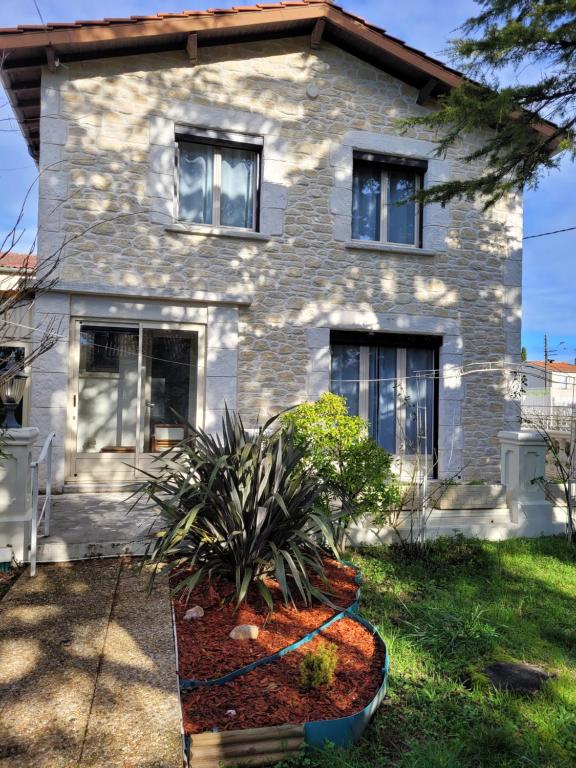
165, 223, 270, 241
345, 241, 437, 257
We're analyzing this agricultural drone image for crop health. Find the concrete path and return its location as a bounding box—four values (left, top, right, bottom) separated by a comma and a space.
37, 493, 159, 563
0, 559, 182, 768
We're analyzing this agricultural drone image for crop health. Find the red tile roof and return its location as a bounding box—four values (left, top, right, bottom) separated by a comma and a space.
0, 1, 558, 161
0, 2, 400, 38
528, 361, 576, 374
0, 252, 37, 270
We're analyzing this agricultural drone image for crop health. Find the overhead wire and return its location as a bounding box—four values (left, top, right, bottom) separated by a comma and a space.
0, 315, 569, 388
524, 225, 576, 240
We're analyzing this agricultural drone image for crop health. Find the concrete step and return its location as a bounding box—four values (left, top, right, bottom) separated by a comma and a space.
424, 523, 518, 541
433, 483, 508, 510
62, 483, 142, 494
429, 508, 513, 526
35, 535, 149, 563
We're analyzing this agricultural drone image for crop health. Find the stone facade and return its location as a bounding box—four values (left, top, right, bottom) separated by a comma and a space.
32, 36, 522, 486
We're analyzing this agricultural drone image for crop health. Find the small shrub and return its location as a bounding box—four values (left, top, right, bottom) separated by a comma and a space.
299, 640, 338, 689
283, 393, 400, 543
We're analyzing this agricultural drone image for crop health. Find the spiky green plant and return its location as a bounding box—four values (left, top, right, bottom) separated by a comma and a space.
140, 409, 339, 609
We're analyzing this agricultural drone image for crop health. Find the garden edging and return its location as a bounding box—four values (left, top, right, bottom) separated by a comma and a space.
173, 563, 389, 767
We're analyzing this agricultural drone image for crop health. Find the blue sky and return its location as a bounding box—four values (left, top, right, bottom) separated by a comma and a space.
1, 0, 574, 362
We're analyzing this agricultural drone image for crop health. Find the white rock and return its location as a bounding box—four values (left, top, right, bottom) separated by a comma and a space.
184, 605, 204, 621
225, 709, 237, 717
229, 624, 259, 640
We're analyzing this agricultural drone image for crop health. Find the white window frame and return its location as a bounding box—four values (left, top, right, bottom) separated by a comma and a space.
66, 318, 206, 482
176, 139, 260, 231
352, 162, 423, 248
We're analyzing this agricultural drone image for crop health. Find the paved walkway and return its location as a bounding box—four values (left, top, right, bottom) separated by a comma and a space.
37, 493, 159, 562
0, 559, 182, 768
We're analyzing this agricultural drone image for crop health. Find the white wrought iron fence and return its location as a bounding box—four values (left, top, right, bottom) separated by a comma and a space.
522, 405, 575, 433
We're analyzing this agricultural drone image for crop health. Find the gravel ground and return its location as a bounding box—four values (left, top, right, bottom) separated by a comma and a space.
0, 558, 182, 768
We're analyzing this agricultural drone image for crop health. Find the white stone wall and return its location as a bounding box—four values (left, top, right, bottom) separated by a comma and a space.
32, 36, 523, 483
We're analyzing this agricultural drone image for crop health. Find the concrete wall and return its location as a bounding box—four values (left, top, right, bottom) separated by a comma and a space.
32, 36, 523, 485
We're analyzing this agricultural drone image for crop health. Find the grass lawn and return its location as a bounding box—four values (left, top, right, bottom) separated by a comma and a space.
282, 536, 576, 768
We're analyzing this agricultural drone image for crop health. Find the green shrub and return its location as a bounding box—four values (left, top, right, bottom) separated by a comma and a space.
283, 393, 400, 542
299, 640, 338, 689
140, 409, 338, 609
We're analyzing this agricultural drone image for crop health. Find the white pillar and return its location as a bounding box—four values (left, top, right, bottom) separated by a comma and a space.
498, 429, 555, 529
0, 427, 39, 561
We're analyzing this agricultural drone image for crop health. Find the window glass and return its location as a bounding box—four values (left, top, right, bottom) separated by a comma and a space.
388, 170, 417, 245
77, 326, 139, 453
142, 329, 198, 452
368, 347, 397, 453
330, 341, 436, 459
220, 148, 256, 229
331, 345, 360, 416
405, 347, 434, 454
352, 164, 381, 241
179, 142, 213, 224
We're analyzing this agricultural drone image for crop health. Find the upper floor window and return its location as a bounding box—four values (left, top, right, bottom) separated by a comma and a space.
177, 128, 262, 230
351, 152, 427, 247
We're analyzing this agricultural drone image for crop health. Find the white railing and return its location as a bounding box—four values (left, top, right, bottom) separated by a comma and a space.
29, 431, 55, 577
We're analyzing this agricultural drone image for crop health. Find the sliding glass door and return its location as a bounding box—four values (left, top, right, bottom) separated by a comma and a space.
68, 320, 203, 483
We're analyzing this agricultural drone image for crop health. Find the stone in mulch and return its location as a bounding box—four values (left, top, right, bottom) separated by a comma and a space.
229, 624, 259, 640
483, 661, 552, 694
184, 605, 204, 621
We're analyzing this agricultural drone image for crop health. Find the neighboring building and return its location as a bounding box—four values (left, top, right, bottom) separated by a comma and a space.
0, 1, 548, 491
523, 361, 576, 408
0, 252, 37, 428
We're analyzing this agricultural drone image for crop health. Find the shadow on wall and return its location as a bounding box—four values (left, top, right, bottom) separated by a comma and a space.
37, 35, 521, 480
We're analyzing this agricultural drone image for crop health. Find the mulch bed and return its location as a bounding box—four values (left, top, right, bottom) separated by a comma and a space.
181, 616, 384, 734
173, 558, 359, 680
174, 559, 384, 735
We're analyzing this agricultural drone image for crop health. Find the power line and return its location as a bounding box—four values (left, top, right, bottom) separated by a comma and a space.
524, 225, 576, 240
0, 315, 556, 385
31, 0, 46, 25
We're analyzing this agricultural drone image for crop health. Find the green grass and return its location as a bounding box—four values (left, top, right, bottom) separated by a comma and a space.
279, 536, 576, 768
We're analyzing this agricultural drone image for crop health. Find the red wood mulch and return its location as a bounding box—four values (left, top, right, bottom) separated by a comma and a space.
174, 559, 384, 735
173, 558, 359, 680
181, 616, 385, 734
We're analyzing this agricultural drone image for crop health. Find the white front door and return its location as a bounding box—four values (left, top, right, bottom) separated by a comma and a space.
67, 319, 204, 484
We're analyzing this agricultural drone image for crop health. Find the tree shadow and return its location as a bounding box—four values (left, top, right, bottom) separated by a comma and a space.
0, 558, 181, 767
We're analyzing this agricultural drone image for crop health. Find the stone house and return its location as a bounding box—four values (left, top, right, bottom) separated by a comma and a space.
1, 0, 545, 492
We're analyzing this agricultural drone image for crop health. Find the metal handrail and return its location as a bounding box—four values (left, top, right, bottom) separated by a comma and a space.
29, 431, 55, 577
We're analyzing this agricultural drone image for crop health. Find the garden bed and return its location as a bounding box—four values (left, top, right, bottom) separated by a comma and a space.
181, 615, 385, 734
173, 558, 360, 680
172, 557, 388, 761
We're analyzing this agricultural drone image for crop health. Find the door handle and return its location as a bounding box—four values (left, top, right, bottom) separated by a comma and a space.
145, 401, 155, 408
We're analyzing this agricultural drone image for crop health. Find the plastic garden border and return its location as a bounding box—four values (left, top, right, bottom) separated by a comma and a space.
175, 561, 389, 763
